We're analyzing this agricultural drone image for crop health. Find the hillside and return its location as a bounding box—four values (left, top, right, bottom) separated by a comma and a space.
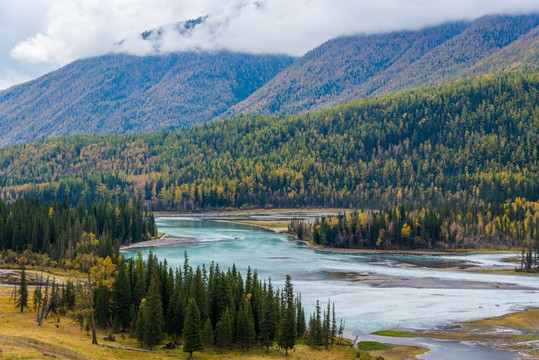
0, 51, 294, 146
229, 14, 539, 116
0, 70, 537, 214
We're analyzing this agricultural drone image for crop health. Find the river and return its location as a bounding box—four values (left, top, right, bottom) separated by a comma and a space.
122, 216, 539, 359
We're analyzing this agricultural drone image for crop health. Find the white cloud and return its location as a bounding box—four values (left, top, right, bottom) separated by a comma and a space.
2, 0, 539, 89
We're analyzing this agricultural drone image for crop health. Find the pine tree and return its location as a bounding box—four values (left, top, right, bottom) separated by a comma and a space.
278, 275, 296, 355
95, 285, 110, 329
322, 300, 331, 350
142, 271, 164, 350
111, 257, 131, 331
167, 286, 185, 340
259, 281, 277, 353
202, 318, 214, 351
307, 300, 322, 348
296, 294, 306, 339
135, 299, 145, 347
183, 297, 203, 359
215, 307, 234, 352
16, 267, 28, 313
331, 303, 337, 349
236, 297, 256, 351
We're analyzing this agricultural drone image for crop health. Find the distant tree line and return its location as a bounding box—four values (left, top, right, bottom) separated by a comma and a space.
289, 197, 539, 250
0, 197, 157, 262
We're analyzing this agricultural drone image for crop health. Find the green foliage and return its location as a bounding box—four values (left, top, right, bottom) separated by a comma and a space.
0, 70, 537, 237
202, 318, 214, 350
0, 197, 156, 262
16, 267, 28, 313
259, 281, 278, 352
372, 330, 413, 337
111, 257, 131, 331
142, 272, 165, 350
183, 297, 203, 357
215, 307, 234, 352
278, 275, 296, 355
236, 297, 256, 351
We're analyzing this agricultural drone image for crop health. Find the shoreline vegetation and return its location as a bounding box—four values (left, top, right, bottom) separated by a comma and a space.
131, 209, 522, 256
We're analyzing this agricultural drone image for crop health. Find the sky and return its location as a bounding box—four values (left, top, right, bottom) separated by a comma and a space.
1, 0, 539, 90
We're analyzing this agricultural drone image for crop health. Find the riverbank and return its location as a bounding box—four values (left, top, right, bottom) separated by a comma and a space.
120, 236, 193, 250
371, 308, 539, 358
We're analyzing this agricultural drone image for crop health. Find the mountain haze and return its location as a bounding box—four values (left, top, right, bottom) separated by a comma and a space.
229, 14, 539, 116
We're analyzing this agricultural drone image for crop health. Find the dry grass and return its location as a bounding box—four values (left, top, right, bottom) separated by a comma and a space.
0, 286, 363, 360
367, 344, 427, 360
469, 308, 539, 331
234, 220, 290, 231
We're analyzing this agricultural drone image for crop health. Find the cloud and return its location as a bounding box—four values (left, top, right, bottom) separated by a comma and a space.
2, 0, 539, 89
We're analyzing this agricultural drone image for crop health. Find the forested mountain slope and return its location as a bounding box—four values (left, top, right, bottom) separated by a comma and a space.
229, 14, 539, 116
0, 71, 537, 214
0, 52, 294, 146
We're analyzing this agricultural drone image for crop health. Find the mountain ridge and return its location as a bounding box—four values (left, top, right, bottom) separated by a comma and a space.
229, 13, 539, 116
0, 51, 294, 146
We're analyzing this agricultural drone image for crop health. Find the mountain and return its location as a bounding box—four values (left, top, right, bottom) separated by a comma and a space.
0, 51, 294, 146
0, 70, 537, 213
229, 14, 539, 116
1, 13, 539, 147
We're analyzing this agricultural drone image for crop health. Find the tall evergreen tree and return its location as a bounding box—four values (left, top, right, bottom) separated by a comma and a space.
183, 297, 203, 359
202, 318, 214, 351
236, 297, 256, 351
259, 281, 277, 353
215, 307, 234, 352
111, 257, 131, 331
16, 267, 28, 313
278, 275, 296, 355
142, 271, 164, 350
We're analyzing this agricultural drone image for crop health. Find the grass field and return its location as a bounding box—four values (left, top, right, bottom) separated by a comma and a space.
3, 284, 427, 360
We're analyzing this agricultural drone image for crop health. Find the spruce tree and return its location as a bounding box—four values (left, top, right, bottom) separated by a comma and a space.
16, 267, 28, 313
331, 303, 337, 349
183, 297, 203, 359
135, 299, 145, 347
202, 318, 214, 351
259, 281, 277, 353
278, 275, 296, 355
142, 272, 164, 350
323, 300, 331, 349
111, 257, 131, 331
215, 307, 234, 352
296, 294, 306, 339
236, 298, 255, 351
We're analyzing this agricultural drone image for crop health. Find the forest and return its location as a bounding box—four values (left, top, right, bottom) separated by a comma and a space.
0, 197, 157, 264
0, 70, 536, 210
288, 198, 539, 251
12, 251, 343, 357
0, 70, 536, 251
